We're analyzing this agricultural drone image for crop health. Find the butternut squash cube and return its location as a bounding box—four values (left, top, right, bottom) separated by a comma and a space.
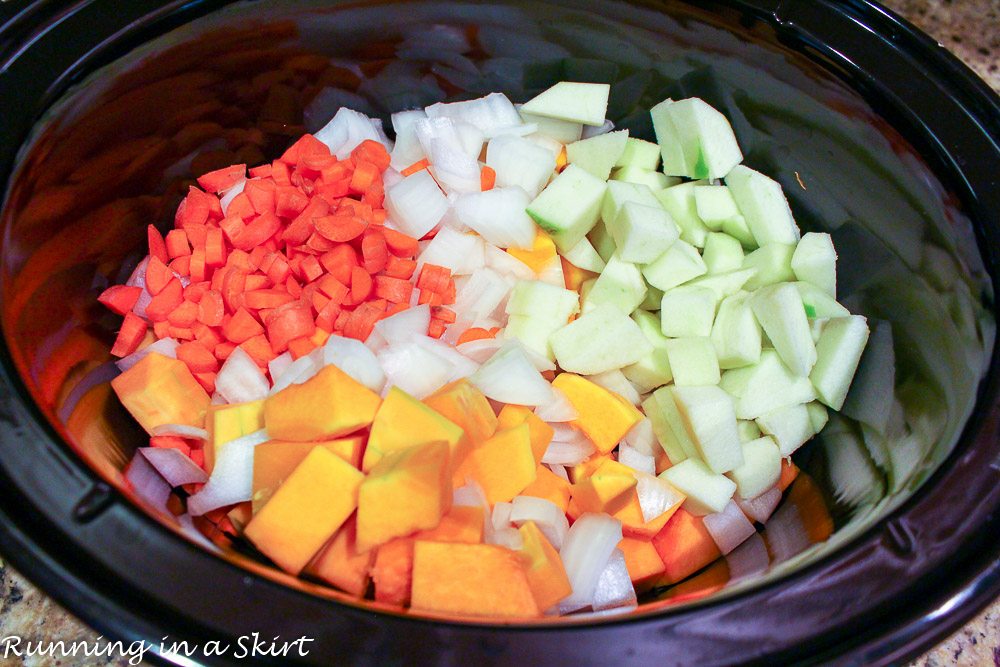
568, 451, 613, 483
251, 436, 364, 513
364, 387, 465, 473
411, 542, 540, 618
518, 521, 572, 611
650, 508, 721, 585
570, 459, 638, 514
614, 488, 682, 539
111, 352, 210, 434
454, 424, 537, 505
356, 441, 452, 553
496, 404, 554, 464
619, 537, 666, 592
305, 517, 373, 597
244, 447, 363, 574
207, 399, 265, 473
264, 365, 381, 441
424, 380, 498, 448
551, 373, 643, 453
507, 229, 557, 274
520, 465, 572, 512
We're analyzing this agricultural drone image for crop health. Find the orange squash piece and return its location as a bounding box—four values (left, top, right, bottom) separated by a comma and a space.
424, 379, 498, 448
518, 521, 572, 611
305, 516, 373, 597
453, 424, 536, 505
506, 229, 557, 274
650, 508, 721, 585
244, 447, 363, 574
251, 436, 364, 513
206, 399, 265, 473
263, 364, 381, 441
520, 465, 572, 512
568, 452, 613, 483
619, 537, 666, 593
551, 373, 643, 454
411, 542, 540, 618
570, 459, 638, 515
364, 387, 465, 473
496, 404, 554, 464
111, 352, 211, 433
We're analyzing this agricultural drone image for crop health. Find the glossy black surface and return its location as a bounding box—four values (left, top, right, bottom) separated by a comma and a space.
0, 0, 998, 664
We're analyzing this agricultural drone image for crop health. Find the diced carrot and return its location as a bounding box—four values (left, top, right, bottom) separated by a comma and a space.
184, 281, 210, 303
456, 327, 495, 345
285, 276, 302, 298
266, 302, 315, 354
384, 255, 416, 279
362, 177, 384, 208
337, 199, 373, 222
232, 212, 281, 251
147, 225, 169, 263
189, 448, 205, 469
185, 223, 209, 249
314, 215, 366, 242
287, 336, 317, 360
168, 326, 195, 340
248, 245, 268, 271
480, 165, 496, 191
401, 158, 429, 177
244, 274, 271, 291
279, 133, 330, 166
266, 254, 291, 285
221, 269, 247, 312
111, 312, 148, 357
382, 228, 419, 258
320, 245, 359, 285
167, 300, 199, 328
189, 248, 207, 283
244, 289, 295, 310
241, 333, 276, 367
441, 278, 456, 305
244, 180, 276, 216
362, 230, 388, 274
373, 275, 413, 304
194, 372, 217, 394
165, 229, 191, 258
432, 307, 456, 324
418, 289, 444, 306
169, 255, 191, 277
214, 341, 237, 361
342, 302, 381, 341
177, 341, 220, 373
145, 278, 184, 321
350, 266, 373, 303
219, 214, 247, 245
384, 302, 409, 318
150, 435, 191, 457
301, 255, 323, 283
428, 319, 446, 339
152, 320, 170, 339
222, 307, 264, 344
315, 301, 342, 333
98, 285, 142, 315
282, 196, 329, 245
145, 256, 174, 296
226, 192, 256, 221
349, 160, 379, 195
249, 164, 272, 179
193, 323, 223, 350
205, 228, 226, 267
270, 160, 292, 187
351, 140, 391, 171
226, 249, 252, 272
316, 177, 350, 201
197, 164, 246, 193
316, 274, 349, 304
275, 185, 309, 218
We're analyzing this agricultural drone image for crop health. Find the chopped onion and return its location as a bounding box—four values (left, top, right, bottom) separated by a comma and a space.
219, 178, 246, 214
736, 486, 783, 524
591, 548, 638, 613
455, 121, 486, 160
417, 226, 486, 275
268, 352, 293, 382
187, 430, 268, 516
510, 496, 568, 549
559, 513, 623, 612
382, 167, 404, 190
453, 480, 488, 508
703, 500, 757, 555
623, 418, 659, 457
415, 117, 481, 194
176, 513, 221, 551
545, 463, 570, 481
151, 424, 208, 440
491, 502, 514, 532
581, 119, 615, 139
485, 135, 557, 198
441, 320, 474, 346
385, 170, 449, 239
115, 337, 179, 373
470, 342, 554, 406
139, 447, 208, 486
542, 426, 595, 466
587, 369, 641, 406
323, 335, 386, 393
764, 501, 811, 561
378, 342, 454, 398
216, 346, 270, 403
488, 527, 523, 550
124, 451, 171, 511
635, 473, 684, 523
534, 387, 578, 422
537, 256, 565, 287
375, 305, 431, 345
210, 392, 227, 405
269, 353, 319, 396
618, 444, 655, 476
425, 92, 524, 139
413, 336, 479, 380
453, 187, 536, 249
314, 107, 388, 159
725, 533, 770, 583
485, 245, 535, 280
454, 268, 512, 323
125, 256, 152, 318
390, 109, 428, 171
456, 338, 504, 363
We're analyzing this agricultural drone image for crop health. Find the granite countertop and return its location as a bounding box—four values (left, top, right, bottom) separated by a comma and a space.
0, 1, 997, 666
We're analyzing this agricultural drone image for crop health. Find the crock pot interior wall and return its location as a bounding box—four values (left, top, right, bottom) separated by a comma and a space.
0, 0, 995, 638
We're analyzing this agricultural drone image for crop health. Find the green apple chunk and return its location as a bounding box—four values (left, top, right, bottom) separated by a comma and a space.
519, 109, 584, 144
806, 401, 830, 433
664, 337, 721, 386
615, 137, 661, 171
668, 385, 744, 474
694, 185, 739, 230
750, 283, 817, 377
567, 130, 629, 180
640, 285, 664, 311
611, 166, 678, 191
582, 252, 647, 315
795, 281, 849, 319
660, 286, 717, 338
755, 403, 814, 457
641, 240, 707, 291
610, 201, 680, 264
720, 350, 817, 419
527, 164, 608, 252
725, 165, 800, 246
703, 232, 745, 274
562, 237, 606, 273
660, 458, 737, 515
600, 180, 661, 226
711, 291, 762, 370
504, 280, 581, 360
550, 303, 652, 374
725, 436, 781, 500
737, 420, 762, 443
810, 315, 870, 410
791, 232, 837, 298
622, 310, 674, 392
650, 97, 743, 179
655, 183, 710, 248
686, 268, 757, 301
520, 82, 610, 126
643, 390, 689, 465
588, 220, 617, 263
742, 244, 795, 291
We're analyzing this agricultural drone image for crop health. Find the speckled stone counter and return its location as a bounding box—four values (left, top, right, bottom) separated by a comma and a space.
0, 1, 996, 666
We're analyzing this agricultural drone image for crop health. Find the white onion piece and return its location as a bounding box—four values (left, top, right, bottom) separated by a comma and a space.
176, 513, 221, 551
124, 452, 171, 511
545, 463, 570, 481
390, 110, 428, 171
559, 513, 623, 612
323, 335, 386, 393
542, 428, 595, 466
269, 353, 318, 396
736, 486, 783, 524
210, 392, 227, 405
537, 256, 565, 286
488, 527, 524, 550
491, 123, 538, 137
369, 117, 394, 153
441, 320, 474, 346
510, 496, 569, 549
485, 245, 535, 281
635, 473, 684, 523
454, 268, 511, 323
624, 418, 659, 457
725, 532, 770, 583
534, 387, 578, 423
520, 345, 557, 373
125, 256, 152, 319
139, 447, 208, 486
314, 107, 387, 159
385, 169, 449, 239
581, 119, 615, 139
219, 178, 246, 214
485, 135, 557, 198
116, 337, 179, 372
456, 338, 504, 363
216, 346, 270, 404
470, 342, 554, 406
375, 305, 431, 345
703, 500, 757, 555
151, 424, 209, 440
764, 501, 811, 562
618, 444, 655, 476
413, 336, 479, 381
454, 187, 536, 249
377, 342, 453, 398
382, 167, 404, 191
455, 122, 485, 160
415, 117, 481, 194
453, 480, 488, 508
187, 430, 268, 516
491, 502, 514, 532
591, 549, 638, 613
587, 369, 642, 407
425, 92, 523, 139
268, 352, 293, 382
417, 227, 486, 275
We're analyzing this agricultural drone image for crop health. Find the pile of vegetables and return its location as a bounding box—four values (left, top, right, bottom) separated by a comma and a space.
101, 80, 865, 619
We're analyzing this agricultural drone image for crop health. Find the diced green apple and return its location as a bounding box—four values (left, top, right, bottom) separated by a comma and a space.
519, 109, 584, 144
791, 232, 837, 297
550, 303, 652, 374
702, 232, 745, 274
655, 183, 710, 248
582, 252, 647, 315
609, 201, 680, 264
755, 403, 814, 457
641, 240, 707, 291
650, 97, 743, 180
660, 286, 717, 338
711, 291, 762, 370
693, 185, 741, 232
725, 436, 781, 500
806, 401, 830, 434
588, 220, 617, 263
737, 420, 762, 443
664, 337, 721, 386
600, 180, 661, 226
810, 315, 870, 410
660, 458, 737, 515
725, 165, 800, 246
610, 166, 678, 191
504, 280, 580, 360
520, 82, 611, 126
643, 391, 689, 465
749, 283, 817, 377
562, 237, 606, 273
640, 285, 664, 311
795, 281, 849, 319
686, 268, 757, 301
741, 244, 795, 291
720, 350, 817, 419
527, 164, 608, 252
622, 310, 674, 392
615, 137, 661, 170
668, 385, 744, 474
566, 129, 629, 180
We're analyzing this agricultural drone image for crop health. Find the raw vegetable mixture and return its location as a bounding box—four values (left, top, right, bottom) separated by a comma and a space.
101, 80, 868, 619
